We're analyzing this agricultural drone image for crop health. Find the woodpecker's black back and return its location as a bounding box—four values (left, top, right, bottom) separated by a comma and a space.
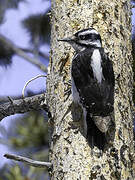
71, 47, 114, 149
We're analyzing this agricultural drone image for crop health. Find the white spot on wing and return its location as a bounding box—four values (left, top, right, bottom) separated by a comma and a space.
91, 49, 103, 83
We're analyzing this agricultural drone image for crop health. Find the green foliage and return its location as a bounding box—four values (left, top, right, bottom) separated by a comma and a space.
0, 164, 49, 180
10, 111, 48, 149
0, 164, 28, 180
4, 165, 26, 180
0, 111, 49, 179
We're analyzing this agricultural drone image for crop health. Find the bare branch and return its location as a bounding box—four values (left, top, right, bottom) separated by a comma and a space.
22, 75, 47, 98
0, 34, 48, 73
0, 93, 48, 121
4, 154, 52, 168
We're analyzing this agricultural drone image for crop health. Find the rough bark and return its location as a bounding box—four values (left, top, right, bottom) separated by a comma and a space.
47, 0, 134, 179
0, 94, 47, 120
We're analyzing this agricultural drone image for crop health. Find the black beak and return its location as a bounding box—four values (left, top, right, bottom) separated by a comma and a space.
58, 37, 75, 42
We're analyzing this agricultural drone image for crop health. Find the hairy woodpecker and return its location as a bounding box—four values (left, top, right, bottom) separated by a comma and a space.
59, 28, 115, 149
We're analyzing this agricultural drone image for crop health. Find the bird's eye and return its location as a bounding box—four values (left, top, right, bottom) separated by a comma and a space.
79, 34, 92, 40
79, 35, 86, 40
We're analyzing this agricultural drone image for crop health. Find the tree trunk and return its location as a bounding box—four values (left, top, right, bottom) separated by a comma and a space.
47, 0, 134, 179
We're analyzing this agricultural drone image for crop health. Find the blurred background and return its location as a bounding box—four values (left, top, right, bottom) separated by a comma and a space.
0, 0, 50, 179
0, 0, 135, 180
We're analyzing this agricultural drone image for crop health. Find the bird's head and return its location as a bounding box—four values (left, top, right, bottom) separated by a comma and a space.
58, 28, 102, 52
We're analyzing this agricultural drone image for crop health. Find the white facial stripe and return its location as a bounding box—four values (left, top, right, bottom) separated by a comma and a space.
89, 29, 99, 34
79, 29, 99, 36
79, 39, 101, 47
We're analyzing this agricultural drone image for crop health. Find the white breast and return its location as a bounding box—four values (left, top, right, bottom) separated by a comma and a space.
91, 49, 103, 83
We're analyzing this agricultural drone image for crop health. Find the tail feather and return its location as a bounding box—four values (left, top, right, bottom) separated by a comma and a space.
86, 115, 107, 150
